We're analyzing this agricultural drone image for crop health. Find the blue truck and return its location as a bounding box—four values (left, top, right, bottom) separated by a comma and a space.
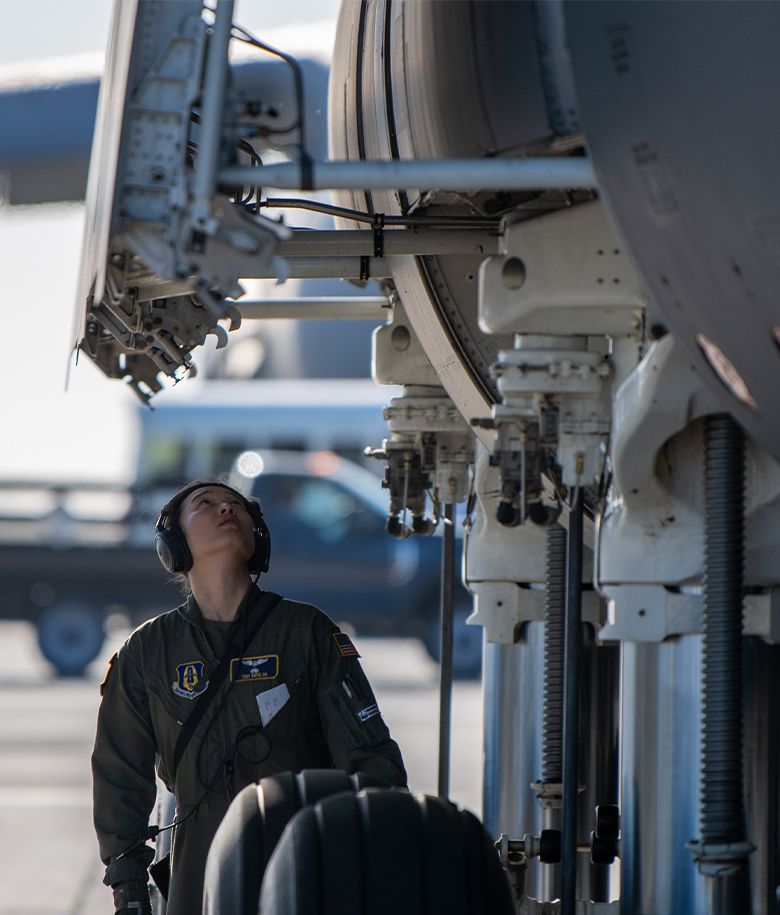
0, 384, 480, 678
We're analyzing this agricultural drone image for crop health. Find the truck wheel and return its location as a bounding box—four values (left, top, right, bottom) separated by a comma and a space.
36, 602, 105, 677
260, 789, 514, 915
203, 770, 384, 915
424, 607, 483, 680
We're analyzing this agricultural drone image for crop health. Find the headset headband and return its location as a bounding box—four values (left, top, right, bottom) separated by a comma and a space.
155, 482, 270, 575
156, 483, 259, 531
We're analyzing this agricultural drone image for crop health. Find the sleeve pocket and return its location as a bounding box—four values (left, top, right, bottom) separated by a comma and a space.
325, 682, 390, 752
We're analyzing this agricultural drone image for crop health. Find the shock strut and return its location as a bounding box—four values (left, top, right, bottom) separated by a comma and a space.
530, 522, 568, 902
688, 413, 754, 879
542, 523, 567, 785
561, 489, 584, 915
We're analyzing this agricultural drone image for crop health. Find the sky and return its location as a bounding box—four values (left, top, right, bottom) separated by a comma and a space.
0, 0, 342, 65
0, 0, 342, 485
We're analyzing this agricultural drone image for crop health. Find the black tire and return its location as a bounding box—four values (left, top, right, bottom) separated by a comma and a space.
260, 789, 514, 915
424, 606, 483, 681
36, 601, 105, 676
203, 770, 383, 915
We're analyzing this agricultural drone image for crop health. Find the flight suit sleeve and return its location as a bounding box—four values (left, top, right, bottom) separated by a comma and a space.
91, 641, 158, 878
312, 627, 407, 787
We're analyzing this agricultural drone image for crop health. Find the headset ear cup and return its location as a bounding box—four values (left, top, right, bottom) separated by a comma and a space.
249, 515, 271, 575
155, 526, 193, 573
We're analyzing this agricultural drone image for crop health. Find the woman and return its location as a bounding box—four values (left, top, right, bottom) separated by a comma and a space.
92, 479, 406, 915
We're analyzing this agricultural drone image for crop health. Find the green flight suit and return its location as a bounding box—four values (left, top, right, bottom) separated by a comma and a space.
92, 585, 407, 915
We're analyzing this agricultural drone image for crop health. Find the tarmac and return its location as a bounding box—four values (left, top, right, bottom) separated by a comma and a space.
0, 621, 483, 915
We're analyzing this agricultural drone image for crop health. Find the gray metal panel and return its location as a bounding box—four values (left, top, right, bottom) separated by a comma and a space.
564, 1, 780, 459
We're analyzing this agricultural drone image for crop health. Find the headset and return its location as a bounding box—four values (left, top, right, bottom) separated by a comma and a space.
155, 483, 271, 575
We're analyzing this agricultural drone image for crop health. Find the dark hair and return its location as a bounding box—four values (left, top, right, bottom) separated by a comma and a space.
160, 477, 262, 595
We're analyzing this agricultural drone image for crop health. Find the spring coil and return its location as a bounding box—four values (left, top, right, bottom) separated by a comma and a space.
701, 413, 746, 843
542, 523, 567, 783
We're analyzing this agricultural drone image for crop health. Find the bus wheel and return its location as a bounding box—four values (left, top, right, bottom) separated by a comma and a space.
36, 602, 105, 677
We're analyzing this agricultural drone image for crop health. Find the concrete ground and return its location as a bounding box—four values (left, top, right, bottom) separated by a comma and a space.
0, 621, 483, 915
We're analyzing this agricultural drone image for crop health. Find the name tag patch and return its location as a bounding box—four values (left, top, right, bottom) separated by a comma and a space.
231, 654, 279, 682
173, 662, 208, 699
356, 703, 380, 723
333, 632, 360, 658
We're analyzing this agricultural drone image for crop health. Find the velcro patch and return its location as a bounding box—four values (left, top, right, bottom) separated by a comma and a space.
231, 654, 279, 682
333, 632, 360, 658
356, 703, 380, 723
99, 652, 117, 696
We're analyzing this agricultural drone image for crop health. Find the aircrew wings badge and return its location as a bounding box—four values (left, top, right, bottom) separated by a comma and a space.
173, 662, 208, 699
333, 632, 360, 658
231, 655, 279, 682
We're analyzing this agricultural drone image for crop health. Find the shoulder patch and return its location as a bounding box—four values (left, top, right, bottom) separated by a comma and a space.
99, 652, 117, 696
173, 662, 209, 699
333, 632, 360, 658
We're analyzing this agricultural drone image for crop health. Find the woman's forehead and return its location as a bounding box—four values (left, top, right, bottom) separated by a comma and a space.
183, 485, 243, 508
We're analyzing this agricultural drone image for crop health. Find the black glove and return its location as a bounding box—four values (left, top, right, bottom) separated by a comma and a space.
104, 851, 155, 915
111, 879, 152, 915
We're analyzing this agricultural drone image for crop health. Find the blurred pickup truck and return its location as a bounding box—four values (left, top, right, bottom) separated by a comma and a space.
0, 450, 481, 680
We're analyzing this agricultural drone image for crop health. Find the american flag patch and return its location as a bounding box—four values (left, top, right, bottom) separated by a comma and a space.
333, 632, 360, 657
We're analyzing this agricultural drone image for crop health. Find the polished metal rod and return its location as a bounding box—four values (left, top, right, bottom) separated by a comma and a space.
192, 0, 234, 216
219, 157, 597, 191
438, 503, 456, 799
235, 297, 389, 320
276, 229, 499, 258
242, 256, 392, 280
561, 489, 584, 915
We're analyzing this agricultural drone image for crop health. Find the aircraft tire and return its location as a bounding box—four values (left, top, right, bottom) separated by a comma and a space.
259, 788, 513, 915
203, 769, 383, 915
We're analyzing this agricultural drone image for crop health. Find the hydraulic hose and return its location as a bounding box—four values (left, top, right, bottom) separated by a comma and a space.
542, 523, 567, 784
700, 413, 746, 846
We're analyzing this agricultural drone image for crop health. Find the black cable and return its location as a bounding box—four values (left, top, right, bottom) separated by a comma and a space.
189, 112, 263, 209
235, 140, 263, 210
230, 25, 308, 151
260, 197, 501, 228
116, 589, 270, 864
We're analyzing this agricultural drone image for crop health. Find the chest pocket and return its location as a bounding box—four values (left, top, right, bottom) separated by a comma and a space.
145, 670, 188, 784
233, 661, 330, 778
146, 669, 187, 723
256, 659, 305, 731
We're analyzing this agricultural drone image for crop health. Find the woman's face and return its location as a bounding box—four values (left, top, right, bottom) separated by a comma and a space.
177, 486, 255, 568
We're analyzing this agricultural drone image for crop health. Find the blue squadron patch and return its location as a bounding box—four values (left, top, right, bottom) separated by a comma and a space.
230, 654, 279, 682
173, 662, 208, 699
